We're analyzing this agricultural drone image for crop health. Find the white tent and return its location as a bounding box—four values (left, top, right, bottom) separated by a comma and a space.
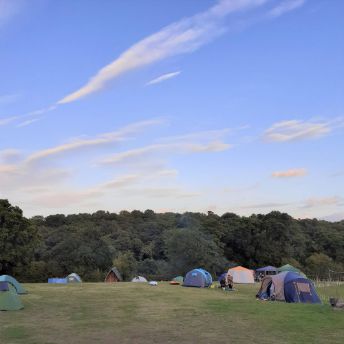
131, 276, 147, 283
148, 281, 158, 286
66, 273, 82, 283
227, 266, 254, 284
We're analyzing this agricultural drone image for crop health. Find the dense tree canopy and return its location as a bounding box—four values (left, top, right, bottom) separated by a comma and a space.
0, 200, 39, 275
1, 200, 343, 282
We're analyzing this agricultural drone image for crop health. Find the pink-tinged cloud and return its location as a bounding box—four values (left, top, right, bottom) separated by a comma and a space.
272, 168, 307, 178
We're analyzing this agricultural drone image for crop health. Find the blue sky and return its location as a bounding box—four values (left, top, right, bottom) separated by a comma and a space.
0, 0, 343, 219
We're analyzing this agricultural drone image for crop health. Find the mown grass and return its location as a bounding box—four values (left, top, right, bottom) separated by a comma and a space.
1, 283, 343, 344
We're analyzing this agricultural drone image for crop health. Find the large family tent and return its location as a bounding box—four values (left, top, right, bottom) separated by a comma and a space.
131, 276, 147, 283
183, 268, 212, 288
256, 271, 321, 304
66, 273, 82, 283
105, 267, 122, 282
227, 266, 254, 284
278, 264, 306, 277
0, 275, 27, 294
0, 282, 23, 311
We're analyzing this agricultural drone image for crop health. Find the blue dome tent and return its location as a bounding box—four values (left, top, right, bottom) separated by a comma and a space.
183, 268, 212, 288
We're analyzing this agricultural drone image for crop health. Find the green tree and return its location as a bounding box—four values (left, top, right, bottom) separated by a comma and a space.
165, 227, 227, 276
0, 199, 39, 275
113, 251, 138, 281
305, 253, 333, 279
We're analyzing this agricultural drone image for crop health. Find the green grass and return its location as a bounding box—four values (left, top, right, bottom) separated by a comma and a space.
1, 283, 344, 344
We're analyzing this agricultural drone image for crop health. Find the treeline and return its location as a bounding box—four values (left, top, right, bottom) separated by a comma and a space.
1, 199, 343, 282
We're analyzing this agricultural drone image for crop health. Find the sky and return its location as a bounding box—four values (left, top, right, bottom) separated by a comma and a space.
0, 0, 343, 220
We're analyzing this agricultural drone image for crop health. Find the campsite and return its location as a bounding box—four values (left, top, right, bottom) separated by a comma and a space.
1, 0, 344, 343
1, 282, 344, 344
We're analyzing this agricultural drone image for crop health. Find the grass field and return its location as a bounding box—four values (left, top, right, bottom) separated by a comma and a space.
1, 282, 344, 344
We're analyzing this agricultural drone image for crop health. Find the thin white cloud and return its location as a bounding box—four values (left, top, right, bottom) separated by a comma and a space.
57, 0, 268, 104
25, 118, 163, 164
272, 168, 307, 178
17, 117, 42, 128
268, 0, 305, 18
100, 141, 231, 166
0, 105, 56, 127
146, 71, 181, 86
264, 119, 332, 142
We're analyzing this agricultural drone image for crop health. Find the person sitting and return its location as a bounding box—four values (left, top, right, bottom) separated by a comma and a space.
226, 273, 234, 290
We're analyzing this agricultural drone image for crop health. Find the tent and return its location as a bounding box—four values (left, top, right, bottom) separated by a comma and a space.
0, 275, 27, 294
218, 272, 227, 282
170, 276, 184, 285
131, 276, 147, 283
149, 281, 158, 286
183, 268, 212, 288
256, 271, 321, 304
227, 266, 254, 284
256, 266, 277, 274
66, 273, 82, 283
0, 282, 24, 311
105, 267, 122, 282
278, 264, 306, 277
48, 278, 67, 284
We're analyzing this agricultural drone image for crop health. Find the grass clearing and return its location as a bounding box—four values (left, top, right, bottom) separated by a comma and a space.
1, 283, 344, 344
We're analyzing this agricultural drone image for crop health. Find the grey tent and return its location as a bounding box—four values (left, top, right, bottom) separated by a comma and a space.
131, 276, 147, 283
66, 273, 82, 283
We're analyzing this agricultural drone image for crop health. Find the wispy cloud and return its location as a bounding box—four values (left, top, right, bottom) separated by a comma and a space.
272, 168, 307, 178
0, 105, 56, 127
100, 141, 231, 166
303, 196, 342, 209
264, 119, 335, 142
57, 0, 268, 104
17, 117, 42, 128
146, 71, 181, 86
268, 0, 305, 18
25, 118, 163, 164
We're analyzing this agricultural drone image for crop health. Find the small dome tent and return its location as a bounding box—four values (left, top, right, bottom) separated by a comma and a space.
170, 276, 184, 285
173, 276, 184, 283
0, 275, 27, 294
183, 268, 212, 288
131, 276, 147, 283
105, 267, 122, 282
227, 266, 254, 284
256, 271, 321, 304
66, 273, 82, 283
0, 282, 23, 311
